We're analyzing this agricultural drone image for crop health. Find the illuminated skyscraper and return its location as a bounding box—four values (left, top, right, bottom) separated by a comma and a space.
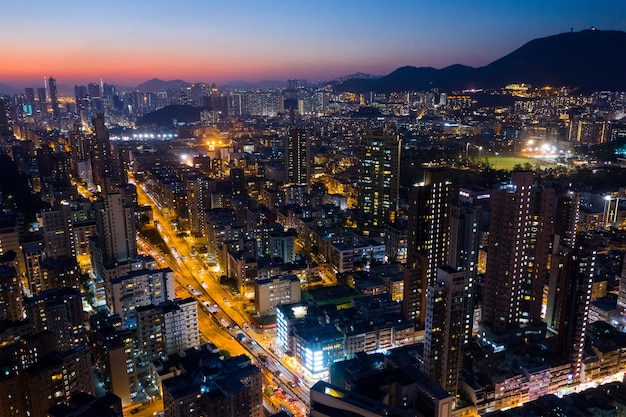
403, 169, 453, 326
186, 173, 213, 237
554, 190, 581, 249
94, 192, 136, 265
48, 76, 60, 120
482, 171, 554, 333
285, 127, 310, 189
407, 169, 452, 287
548, 234, 595, 383
423, 266, 469, 397
37, 87, 47, 116
91, 113, 116, 193
136, 297, 199, 358
25, 88, 36, 109
68, 121, 93, 181
357, 134, 401, 227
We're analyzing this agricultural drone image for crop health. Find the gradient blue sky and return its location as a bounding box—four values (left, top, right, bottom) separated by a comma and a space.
1, 0, 624, 87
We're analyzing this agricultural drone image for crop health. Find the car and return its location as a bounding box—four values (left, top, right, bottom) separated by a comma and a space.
288, 380, 298, 388
223, 297, 228, 302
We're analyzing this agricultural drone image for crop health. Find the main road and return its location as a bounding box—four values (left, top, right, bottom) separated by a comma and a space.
131, 174, 310, 416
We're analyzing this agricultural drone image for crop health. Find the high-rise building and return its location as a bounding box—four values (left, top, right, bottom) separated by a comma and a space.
22, 240, 45, 296
0, 97, 13, 137
24, 287, 84, 350
88, 312, 138, 408
109, 268, 176, 328
37, 87, 47, 116
94, 192, 136, 265
547, 234, 596, 383
0, 368, 25, 417
39, 208, 73, 259
402, 260, 426, 324
137, 297, 200, 358
554, 190, 581, 249
482, 171, 555, 333
74, 85, 90, 122
23, 346, 94, 417
0, 265, 23, 322
48, 77, 60, 120
267, 230, 297, 263
87, 82, 101, 98
284, 127, 311, 189
447, 201, 481, 335
68, 121, 93, 181
407, 169, 452, 287
0, 213, 25, 280
39, 257, 81, 293
423, 266, 470, 397
186, 173, 213, 237
384, 220, 408, 264
90, 113, 116, 193
357, 134, 401, 226
447, 203, 481, 273
136, 297, 199, 359
25, 87, 36, 108
230, 167, 245, 196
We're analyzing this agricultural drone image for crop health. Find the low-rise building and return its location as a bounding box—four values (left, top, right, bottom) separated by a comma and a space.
254, 275, 301, 316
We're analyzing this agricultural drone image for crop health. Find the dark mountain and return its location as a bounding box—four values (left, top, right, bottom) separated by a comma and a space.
136, 78, 190, 93
475, 30, 626, 91
334, 30, 626, 93
136, 105, 206, 127
331, 72, 381, 83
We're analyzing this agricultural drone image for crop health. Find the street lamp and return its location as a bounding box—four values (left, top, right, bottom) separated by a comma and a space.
478, 146, 483, 159
466, 142, 470, 159
495, 152, 499, 170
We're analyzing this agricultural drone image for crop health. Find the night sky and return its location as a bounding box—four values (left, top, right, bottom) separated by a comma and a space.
1, 0, 624, 87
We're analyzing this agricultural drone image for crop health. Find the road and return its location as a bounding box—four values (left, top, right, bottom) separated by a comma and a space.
131, 174, 310, 416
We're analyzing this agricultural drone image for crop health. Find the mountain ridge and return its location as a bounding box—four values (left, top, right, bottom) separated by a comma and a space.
334, 29, 626, 93
135, 78, 191, 93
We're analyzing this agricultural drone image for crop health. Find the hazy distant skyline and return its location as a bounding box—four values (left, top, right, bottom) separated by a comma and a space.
1, 0, 624, 88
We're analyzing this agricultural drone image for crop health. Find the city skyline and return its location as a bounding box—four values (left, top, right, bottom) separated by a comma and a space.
1, 0, 624, 88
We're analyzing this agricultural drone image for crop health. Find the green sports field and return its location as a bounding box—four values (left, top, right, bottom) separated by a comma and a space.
481, 155, 556, 170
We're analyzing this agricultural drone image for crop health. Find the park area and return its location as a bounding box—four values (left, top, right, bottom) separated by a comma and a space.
481, 154, 557, 171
